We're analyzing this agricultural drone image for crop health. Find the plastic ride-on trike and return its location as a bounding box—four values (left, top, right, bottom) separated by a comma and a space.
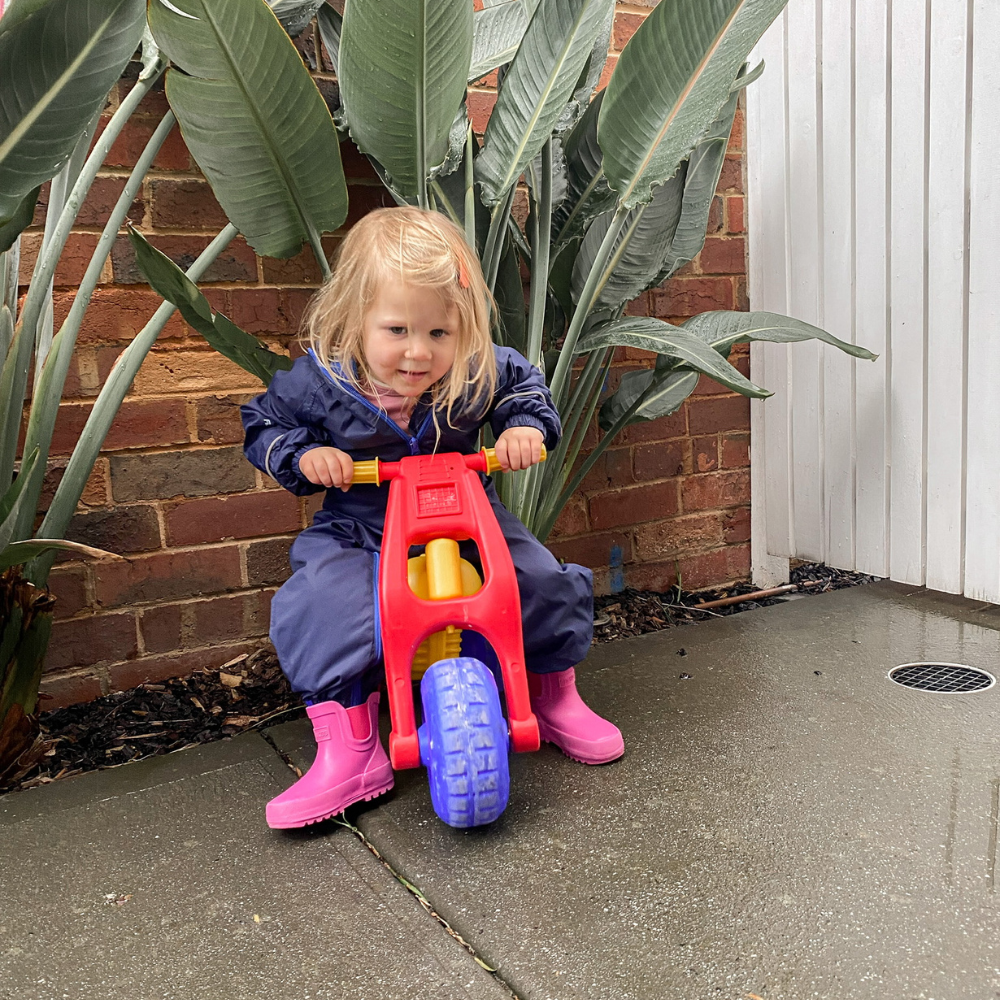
349, 446, 544, 828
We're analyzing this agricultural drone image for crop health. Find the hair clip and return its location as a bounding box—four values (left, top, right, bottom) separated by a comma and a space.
458, 260, 470, 289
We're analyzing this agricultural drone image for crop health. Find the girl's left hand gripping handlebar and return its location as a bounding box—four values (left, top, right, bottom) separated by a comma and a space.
349, 446, 547, 487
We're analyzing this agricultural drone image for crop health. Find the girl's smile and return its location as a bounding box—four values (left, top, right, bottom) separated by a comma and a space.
362, 274, 459, 397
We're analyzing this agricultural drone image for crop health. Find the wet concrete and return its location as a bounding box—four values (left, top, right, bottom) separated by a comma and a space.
0, 733, 510, 1000
271, 581, 1000, 1000
5, 581, 1000, 999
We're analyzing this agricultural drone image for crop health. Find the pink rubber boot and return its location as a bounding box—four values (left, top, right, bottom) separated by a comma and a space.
527, 667, 624, 764
266, 692, 394, 829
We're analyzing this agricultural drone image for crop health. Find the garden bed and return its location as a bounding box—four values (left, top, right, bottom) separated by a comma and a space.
4, 562, 875, 795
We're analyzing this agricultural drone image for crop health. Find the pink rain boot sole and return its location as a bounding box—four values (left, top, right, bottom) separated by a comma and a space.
536, 719, 624, 765
267, 764, 394, 829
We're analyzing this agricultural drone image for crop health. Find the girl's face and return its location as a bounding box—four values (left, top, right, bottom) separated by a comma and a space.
361, 273, 459, 397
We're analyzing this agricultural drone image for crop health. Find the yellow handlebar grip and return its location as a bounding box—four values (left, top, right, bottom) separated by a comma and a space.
351, 459, 381, 486
482, 444, 547, 474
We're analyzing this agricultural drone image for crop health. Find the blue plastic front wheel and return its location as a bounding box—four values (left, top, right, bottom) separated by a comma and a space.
418, 657, 510, 828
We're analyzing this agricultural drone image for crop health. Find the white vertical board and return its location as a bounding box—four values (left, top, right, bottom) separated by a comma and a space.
748, 14, 792, 586
820, 0, 857, 570
964, 0, 1000, 603
888, 0, 928, 586
852, 0, 890, 578
749, 0, 991, 601
785, 0, 824, 561
925, 0, 969, 594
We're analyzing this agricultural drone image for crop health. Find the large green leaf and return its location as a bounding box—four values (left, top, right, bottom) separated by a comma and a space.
0, 187, 40, 255
598, 0, 786, 207
0, 449, 39, 553
475, 0, 614, 206
682, 310, 878, 360
571, 167, 686, 312
554, 0, 613, 134
552, 89, 616, 247
338, 0, 472, 204
148, 0, 347, 259
316, 4, 342, 76
0, 0, 145, 233
128, 228, 292, 386
493, 235, 527, 356
657, 84, 740, 282
576, 315, 769, 397
266, 0, 325, 37
598, 368, 699, 430
470, 0, 529, 82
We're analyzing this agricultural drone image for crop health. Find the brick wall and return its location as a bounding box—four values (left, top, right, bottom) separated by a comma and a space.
28, 1, 750, 709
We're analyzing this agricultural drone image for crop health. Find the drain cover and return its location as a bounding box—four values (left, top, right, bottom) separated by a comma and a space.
888, 662, 995, 693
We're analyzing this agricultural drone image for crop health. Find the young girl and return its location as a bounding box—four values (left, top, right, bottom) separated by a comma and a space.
242, 207, 623, 830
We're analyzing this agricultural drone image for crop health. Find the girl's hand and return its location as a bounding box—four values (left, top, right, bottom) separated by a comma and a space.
495, 426, 544, 472
298, 446, 354, 491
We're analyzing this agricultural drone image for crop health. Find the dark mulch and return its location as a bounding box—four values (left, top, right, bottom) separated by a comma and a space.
4, 561, 876, 796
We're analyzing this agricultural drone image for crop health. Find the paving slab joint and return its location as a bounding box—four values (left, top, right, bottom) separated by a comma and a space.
335, 812, 521, 998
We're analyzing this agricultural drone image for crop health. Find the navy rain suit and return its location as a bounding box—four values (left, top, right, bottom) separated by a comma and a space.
241, 346, 593, 706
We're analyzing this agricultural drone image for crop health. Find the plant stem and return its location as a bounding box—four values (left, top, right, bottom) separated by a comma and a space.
548, 202, 628, 408
28, 224, 239, 585
525, 140, 552, 371
14, 112, 177, 542
0, 56, 167, 492
482, 185, 516, 295
464, 125, 476, 251
552, 166, 603, 248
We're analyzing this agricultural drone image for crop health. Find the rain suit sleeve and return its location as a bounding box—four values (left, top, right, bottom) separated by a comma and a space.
241, 360, 330, 496
488, 346, 562, 451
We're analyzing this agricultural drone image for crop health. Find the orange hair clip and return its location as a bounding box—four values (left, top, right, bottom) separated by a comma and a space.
458, 260, 470, 289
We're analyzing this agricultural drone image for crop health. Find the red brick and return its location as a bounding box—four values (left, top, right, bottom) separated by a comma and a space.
723, 506, 751, 544
653, 277, 734, 317
467, 90, 497, 134
139, 603, 183, 654
676, 548, 729, 590
33, 176, 143, 230
545, 531, 632, 570
634, 513, 724, 561
117, 63, 172, 118
284, 287, 316, 333
188, 591, 272, 646
598, 54, 618, 90
194, 393, 255, 445
623, 560, 678, 593
707, 195, 724, 234
691, 373, 734, 396
94, 116, 190, 171
344, 182, 399, 228
699, 236, 745, 275
339, 141, 382, 183
149, 178, 229, 229
728, 107, 744, 152
165, 490, 302, 546
735, 276, 749, 312
727, 196, 745, 234
48, 398, 189, 455
619, 407, 687, 444
228, 287, 288, 335
110, 447, 254, 502
549, 496, 589, 539
613, 12, 645, 51
634, 439, 688, 480
71, 287, 188, 344
680, 469, 750, 512
111, 233, 258, 285
721, 432, 750, 468
46, 611, 138, 671
107, 642, 262, 694
67, 504, 162, 554
624, 291, 651, 317
20, 233, 101, 286
38, 670, 104, 709
692, 435, 719, 473
245, 537, 295, 587
94, 544, 243, 607
48, 566, 90, 620
589, 481, 678, 529
260, 245, 325, 285
687, 394, 750, 435
718, 154, 744, 194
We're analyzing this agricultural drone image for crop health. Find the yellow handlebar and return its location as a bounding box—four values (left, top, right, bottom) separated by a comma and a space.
348, 445, 547, 487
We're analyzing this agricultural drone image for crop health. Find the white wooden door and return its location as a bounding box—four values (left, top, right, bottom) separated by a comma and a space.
746, 0, 1000, 602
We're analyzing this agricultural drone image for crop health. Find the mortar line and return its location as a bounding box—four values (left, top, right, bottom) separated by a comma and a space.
259, 730, 522, 1000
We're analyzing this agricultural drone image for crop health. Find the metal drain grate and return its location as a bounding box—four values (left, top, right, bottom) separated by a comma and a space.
888, 662, 996, 693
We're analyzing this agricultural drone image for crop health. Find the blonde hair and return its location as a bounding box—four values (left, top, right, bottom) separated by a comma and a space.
303, 207, 497, 429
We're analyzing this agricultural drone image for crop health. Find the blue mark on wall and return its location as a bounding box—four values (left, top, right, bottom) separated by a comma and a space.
609, 543, 624, 594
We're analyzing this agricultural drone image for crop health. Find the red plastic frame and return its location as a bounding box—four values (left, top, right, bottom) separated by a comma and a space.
376, 450, 540, 769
